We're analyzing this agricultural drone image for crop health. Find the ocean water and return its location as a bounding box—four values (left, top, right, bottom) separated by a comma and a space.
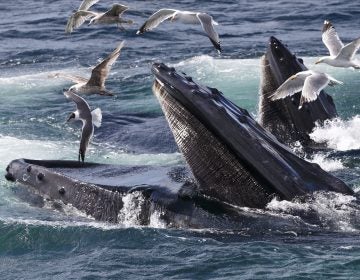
1, 0, 360, 279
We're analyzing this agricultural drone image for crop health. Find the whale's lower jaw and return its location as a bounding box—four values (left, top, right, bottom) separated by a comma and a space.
258, 55, 301, 143
154, 80, 278, 209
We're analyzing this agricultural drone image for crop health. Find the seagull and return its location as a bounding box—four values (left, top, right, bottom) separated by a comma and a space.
136, 9, 221, 52
65, 3, 133, 33
65, 0, 100, 33
88, 4, 133, 29
315, 20, 360, 69
51, 41, 125, 96
270, 70, 343, 109
64, 90, 102, 163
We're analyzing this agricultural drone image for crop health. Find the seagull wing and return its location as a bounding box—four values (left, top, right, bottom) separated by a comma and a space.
137, 9, 177, 34
197, 13, 221, 52
327, 74, 343, 86
65, 10, 97, 33
104, 4, 129, 17
87, 41, 125, 87
64, 91, 91, 115
337, 37, 360, 61
78, 0, 99, 11
300, 73, 329, 107
50, 73, 88, 84
270, 74, 307, 100
322, 20, 344, 57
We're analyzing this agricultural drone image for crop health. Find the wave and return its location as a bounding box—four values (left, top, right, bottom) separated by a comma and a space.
310, 116, 360, 151
307, 153, 344, 171
266, 191, 360, 232
0, 135, 182, 169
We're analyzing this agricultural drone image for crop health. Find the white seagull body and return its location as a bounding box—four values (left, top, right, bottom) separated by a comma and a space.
64, 91, 102, 162
270, 70, 343, 109
316, 20, 360, 69
137, 9, 221, 52
51, 41, 125, 96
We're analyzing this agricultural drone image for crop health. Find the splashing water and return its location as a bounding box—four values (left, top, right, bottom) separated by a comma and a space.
266, 192, 360, 232
310, 116, 360, 151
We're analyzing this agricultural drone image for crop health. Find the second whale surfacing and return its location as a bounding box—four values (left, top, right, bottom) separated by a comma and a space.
259, 36, 338, 146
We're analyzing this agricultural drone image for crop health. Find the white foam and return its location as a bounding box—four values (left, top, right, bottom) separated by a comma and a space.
0, 68, 88, 84
117, 192, 166, 228
0, 68, 89, 99
149, 210, 166, 229
0, 216, 124, 230
0, 135, 75, 169
117, 192, 147, 227
307, 154, 344, 171
310, 116, 360, 151
266, 192, 358, 232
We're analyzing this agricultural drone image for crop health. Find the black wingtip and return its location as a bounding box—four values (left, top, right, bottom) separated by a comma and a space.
136, 23, 147, 35
209, 38, 222, 53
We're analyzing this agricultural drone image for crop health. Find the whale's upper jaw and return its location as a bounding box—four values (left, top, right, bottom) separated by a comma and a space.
151, 63, 276, 209
267, 36, 306, 85
151, 63, 353, 209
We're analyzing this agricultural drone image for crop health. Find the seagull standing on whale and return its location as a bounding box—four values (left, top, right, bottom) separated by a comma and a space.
51, 41, 125, 96
65, 0, 100, 33
136, 9, 221, 53
64, 91, 102, 163
315, 20, 360, 69
270, 70, 343, 109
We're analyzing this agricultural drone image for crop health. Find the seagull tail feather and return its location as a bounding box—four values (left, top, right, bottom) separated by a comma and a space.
91, 108, 102, 128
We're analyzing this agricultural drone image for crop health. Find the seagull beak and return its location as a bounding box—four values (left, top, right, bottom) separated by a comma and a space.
290, 75, 296, 80
315, 60, 320, 65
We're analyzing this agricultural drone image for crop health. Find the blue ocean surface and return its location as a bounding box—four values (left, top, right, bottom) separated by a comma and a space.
1, 0, 360, 279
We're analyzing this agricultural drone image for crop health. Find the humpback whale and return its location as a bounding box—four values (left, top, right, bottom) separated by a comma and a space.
4, 63, 353, 227
259, 36, 338, 145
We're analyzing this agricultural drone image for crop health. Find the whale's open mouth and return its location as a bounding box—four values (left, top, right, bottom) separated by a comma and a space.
152, 62, 352, 209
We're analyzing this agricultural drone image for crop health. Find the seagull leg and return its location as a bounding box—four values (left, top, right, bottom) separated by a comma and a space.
79, 149, 85, 163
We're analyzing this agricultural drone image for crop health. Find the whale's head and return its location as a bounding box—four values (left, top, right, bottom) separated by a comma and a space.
266, 36, 306, 85
151, 63, 352, 209
152, 63, 275, 209
259, 36, 337, 145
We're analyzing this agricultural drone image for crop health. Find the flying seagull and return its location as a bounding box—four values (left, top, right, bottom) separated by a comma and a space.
136, 9, 221, 52
65, 0, 100, 33
64, 90, 102, 163
315, 20, 360, 69
88, 4, 133, 28
51, 41, 125, 96
270, 70, 343, 109
66, 3, 133, 33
